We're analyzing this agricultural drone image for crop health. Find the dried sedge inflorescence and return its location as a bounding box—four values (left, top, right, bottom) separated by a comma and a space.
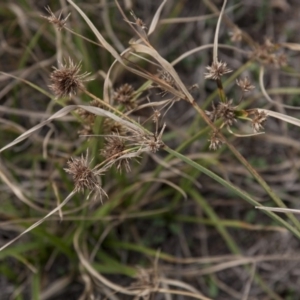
251, 39, 287, 68
103, 119, 128, 136
64, 152, 107, 201
49, 58, 90, 98
229, 27, 242, 42
204, 61, 232, 80
136, 124, 166, 153
250, 110, 268, 133
236, 77, 255, 92
158, 69, 176, 88
113, 83, 136, 110
42, 6, 70, 31
101, 135, 131, 172
206, 99, 237, 128
209, 130, 224, 151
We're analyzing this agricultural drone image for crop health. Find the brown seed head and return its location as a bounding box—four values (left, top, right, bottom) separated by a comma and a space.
236, 77, 255, 92
113, 84, 136, 110
64, 152, 107, 201
101, 135, 131, 172
229, 27, 242, 42
204, 61, 232, 80
206, 100, 236, 127
251, 110, 268, 133
208, 131, 223, 151
49, 58, 90, 98
103, 119, 128, 136
42, 6, 70, 31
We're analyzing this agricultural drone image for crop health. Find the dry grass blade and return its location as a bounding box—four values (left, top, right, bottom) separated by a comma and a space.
280, 42, 300, 51
0, 105, 145, 153
261, 108, 300, 127
256, 206, 300, 214
131, 44, 193, 102
148, 0, 167, 36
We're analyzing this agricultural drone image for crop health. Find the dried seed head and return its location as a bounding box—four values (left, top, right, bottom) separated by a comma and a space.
140, 124, 166, 153
229, 27, 242, 42
42, 6, 70, 31
252, 39, 288, 68
208, 131, 223, 151
101, 135, 131, 172
158, 69, 176, 87
236, 77, 255, 92
113, 84, 136, 110
64, 152, 107, 201
204, 61, 232, 80
251, 110, 268, 133
207, 100, 236, 127
103, 119, 128, 136
49, 58, 90, 98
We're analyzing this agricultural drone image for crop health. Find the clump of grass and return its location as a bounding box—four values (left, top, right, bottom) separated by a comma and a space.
2, 0, 300, 299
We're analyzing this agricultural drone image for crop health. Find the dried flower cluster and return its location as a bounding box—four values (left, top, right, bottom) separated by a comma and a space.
206, 99, 237, 127
209, 131, 223, 151
113, 83, 136, 110
251, 110, 268, 133
158, 69, 176, 87
64, 153, 107, 201
101, 135, 131, 172
204, 61, 232, 80
252, 39, 287, 67
49, 58, 90, 98
42, 6, 70, 31
236, 77, 255, 92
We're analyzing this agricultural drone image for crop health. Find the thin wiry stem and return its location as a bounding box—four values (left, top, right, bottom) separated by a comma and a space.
213, 0, 227, 64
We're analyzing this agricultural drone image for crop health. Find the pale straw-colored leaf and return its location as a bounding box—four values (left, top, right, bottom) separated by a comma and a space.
148, 0, 167, 36
256, 206, 300, 215
104, 48, 135, 103
0, 105, 145, 153
260, 109, 300, 127
131, 44, 194, 102
67, 0, 121, 63
171, 44, 249, 66
280, 42, 300, 51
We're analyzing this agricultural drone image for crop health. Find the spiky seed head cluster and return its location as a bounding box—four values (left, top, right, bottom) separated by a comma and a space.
113, 84, 136, 110
101, 136, 131, 172
49, 58, 90, 98
204, 61, 232, 80
236, 77, 255, 92
158, 69, 176, 87
103, 119, 128, 136
209, 131, 223, 151
64, 153, 107, 201
42, 6, 70, 31
251, 110, 268, 133
229, 27, 242, 42
252, 39, 287, 68
206, 99, 237, 127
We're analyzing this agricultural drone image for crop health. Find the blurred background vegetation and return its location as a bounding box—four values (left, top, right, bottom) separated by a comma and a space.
1, 0, 300, 299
